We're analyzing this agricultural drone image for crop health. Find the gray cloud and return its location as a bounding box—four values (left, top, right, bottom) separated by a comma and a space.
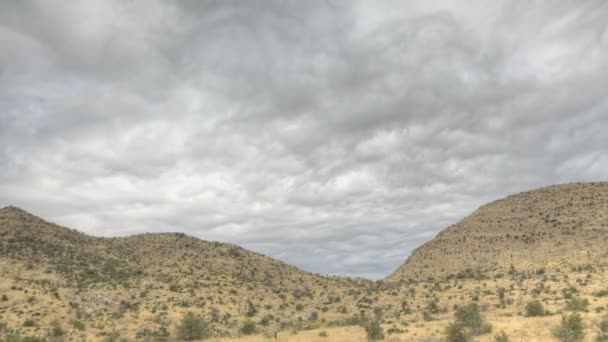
1, 0, 607, 279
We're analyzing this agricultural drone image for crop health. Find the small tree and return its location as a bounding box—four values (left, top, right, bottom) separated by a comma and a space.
526, 300, 545, 317
246, 300, 257, 317
177, 312, 210, 341
553, 313, 585, 342
365, 320, 384, 341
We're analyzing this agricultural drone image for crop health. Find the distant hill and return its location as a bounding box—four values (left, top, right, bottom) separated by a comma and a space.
386, 182, 608, 282
0, 206, 369, 339
0, 206, 330, 287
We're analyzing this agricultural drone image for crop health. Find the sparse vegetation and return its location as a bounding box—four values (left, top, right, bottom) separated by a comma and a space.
2, 183, 608, 341
176, 312, 209, 341
554, 313, 585, 342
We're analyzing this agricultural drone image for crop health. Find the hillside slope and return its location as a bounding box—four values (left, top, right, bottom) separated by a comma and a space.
0, 207, 369, 339
387, 182, 608, 282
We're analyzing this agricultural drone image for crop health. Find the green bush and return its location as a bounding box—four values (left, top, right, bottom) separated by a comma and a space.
239, 321, 256, 335
454, 303, 492, 335
246, 300, 257, 317
23, 319, 36, 327
445, 323, 473, 342
364, 320, 384, 340
553, 313, 585, 342
565, 297, 589, 312
1, 294, 8, 301
526, 300, 545, 317
176, 312, 210, 341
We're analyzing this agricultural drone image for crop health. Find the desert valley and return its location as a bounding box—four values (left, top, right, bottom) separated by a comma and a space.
1, 182, 608, 341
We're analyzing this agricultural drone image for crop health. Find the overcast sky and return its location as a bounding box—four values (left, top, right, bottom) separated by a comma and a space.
1, 1, 607, 279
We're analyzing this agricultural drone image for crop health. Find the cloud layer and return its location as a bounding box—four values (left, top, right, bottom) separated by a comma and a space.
1, 0, 607, 278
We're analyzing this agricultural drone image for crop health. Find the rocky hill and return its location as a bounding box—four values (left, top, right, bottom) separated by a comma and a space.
0, 206, 370, 340
387, 182, 608, 282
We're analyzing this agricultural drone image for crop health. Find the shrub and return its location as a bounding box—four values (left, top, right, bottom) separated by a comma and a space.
23, 319, 36, 327
594, 290, 608, 297
1, 294, 8, 301
494, 330, 509, 342
176, 312, 210, 341
526, 300, 545, 317
445, 323, 473, 342
49, 320, 65, 337
365, 320, 384, 340
246, 300, 257, 317
318, 330, 328, 337
239, 321, 256, 335
566, 298, 589, 312
454, 303, 491, 335
553, 313, 585, 342
596, 314, 608, 341
73, 320, 86, 331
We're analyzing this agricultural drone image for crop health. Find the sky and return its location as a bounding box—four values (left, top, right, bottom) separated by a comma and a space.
1, 1, 607, 279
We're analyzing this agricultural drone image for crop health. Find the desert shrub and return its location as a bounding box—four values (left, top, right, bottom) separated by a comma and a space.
494, 330, 509, 342
454, 303, 492, 335
566, 297, 589, 312
596, 315, 608, 341
23, 319, 36, 327
239, 321, 256, 335
594, 290, 608, 297
49, 320, 65, 337
526, 300, 545, 317
246, 300, 257, 317
1, 294, 8, 301
387, 325, 404, 334
318, 330, 328, 337
73, 320, 86, 331
176, 312, 210, 341
102, 331, 121, 342
553, 313, 585, 342
365, 320, 384, 340
445, 323, 472, 342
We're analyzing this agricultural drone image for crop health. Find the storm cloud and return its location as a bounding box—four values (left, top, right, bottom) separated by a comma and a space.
1, 0, 607, 278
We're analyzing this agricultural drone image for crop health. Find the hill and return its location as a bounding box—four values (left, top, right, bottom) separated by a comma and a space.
387, 182, 608, 282
3, 182, 608, 341
0, 206, 370, 340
